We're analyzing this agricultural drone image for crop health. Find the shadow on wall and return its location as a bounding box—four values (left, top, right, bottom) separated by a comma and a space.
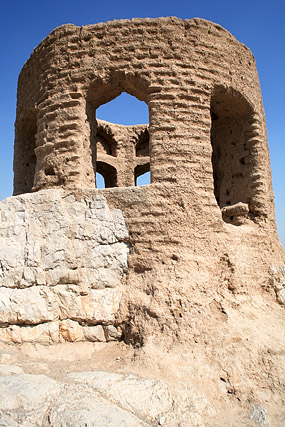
210, 86, 265, 225
13, 109, 37, 195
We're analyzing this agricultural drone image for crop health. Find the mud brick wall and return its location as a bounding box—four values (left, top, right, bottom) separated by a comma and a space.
9, 17, 284, 345
14, 18, 273, 222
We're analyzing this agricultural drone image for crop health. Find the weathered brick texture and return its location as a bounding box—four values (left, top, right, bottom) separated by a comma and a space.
14, 18, 272, 221
12, 18, 284, 345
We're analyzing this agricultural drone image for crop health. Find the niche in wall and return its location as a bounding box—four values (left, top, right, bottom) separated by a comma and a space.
210, 87, 260, 224
14, 109, 37, 194
95, 131, 117, 157
136, 129, 149, 157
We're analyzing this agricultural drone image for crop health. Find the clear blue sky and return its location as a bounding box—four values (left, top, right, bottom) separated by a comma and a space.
1, 0, 284, 247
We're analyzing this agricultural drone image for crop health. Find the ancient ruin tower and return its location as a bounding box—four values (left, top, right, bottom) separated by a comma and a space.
0, 17, 284, 344
13, 17, 277, 224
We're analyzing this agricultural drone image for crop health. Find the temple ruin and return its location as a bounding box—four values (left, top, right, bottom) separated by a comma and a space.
0, 17, 283, 345
14, 17, 276, 226
1, 17, 285, 426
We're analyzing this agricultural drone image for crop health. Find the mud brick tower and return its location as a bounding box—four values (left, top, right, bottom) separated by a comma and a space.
0, 18, 283, 345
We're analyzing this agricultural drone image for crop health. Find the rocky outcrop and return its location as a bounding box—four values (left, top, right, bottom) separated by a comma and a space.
0, 190, 129, 343
0, 189, 283, 426
0, 335, 281, 427
0, 367, 215, 426
1, 16, 284, 426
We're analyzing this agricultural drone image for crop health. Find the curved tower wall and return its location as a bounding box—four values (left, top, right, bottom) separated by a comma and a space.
9, 18, 284, 345
14, 18, 273, 223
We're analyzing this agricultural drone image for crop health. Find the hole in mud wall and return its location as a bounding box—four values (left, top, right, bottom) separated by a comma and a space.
87, 73, 152, 188
96, 172, 106, 189
96, 92, 149, 126
44, 166, 56, 176
96, 161, 117, 188
14, 109, 37, 194
90, 89, 150, 188
136, 171, 150, 186
210, 87, 260, 223
135, 164, 150, 186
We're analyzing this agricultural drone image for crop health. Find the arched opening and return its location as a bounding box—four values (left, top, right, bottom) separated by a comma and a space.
96, 172, 106, 189
135, 163, 150, 186
136, 171, 151, 186
87, 81, 151, 188
210, 87, 260, 224
96, 161, 117, 188
96, 92, 149, 125
13, 109, 37, 195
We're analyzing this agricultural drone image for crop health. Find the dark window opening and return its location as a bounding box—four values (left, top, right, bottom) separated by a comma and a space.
136, 130, 150, 157
135, 163, 150, 186
14, 109, 37, 194
96, 161, 117, 188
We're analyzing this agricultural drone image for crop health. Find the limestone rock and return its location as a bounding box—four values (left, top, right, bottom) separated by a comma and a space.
83, 324, 106, 342
0, 373, 59, 411
0, 322, 59, 344
59, 321, 107, 342
56, 287, 123, 323
0, 191, 129, 342
0, 373, 61, 427
0, 191, 129, 289
0, 411, 18, 427
59, 319, 84, 342
48, 386, 147, 427
0, 287, 57, 324
0, 367, 212, 426
0, 365, 24, 375
68, 371, 212, 426
104, 325, 122, 341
